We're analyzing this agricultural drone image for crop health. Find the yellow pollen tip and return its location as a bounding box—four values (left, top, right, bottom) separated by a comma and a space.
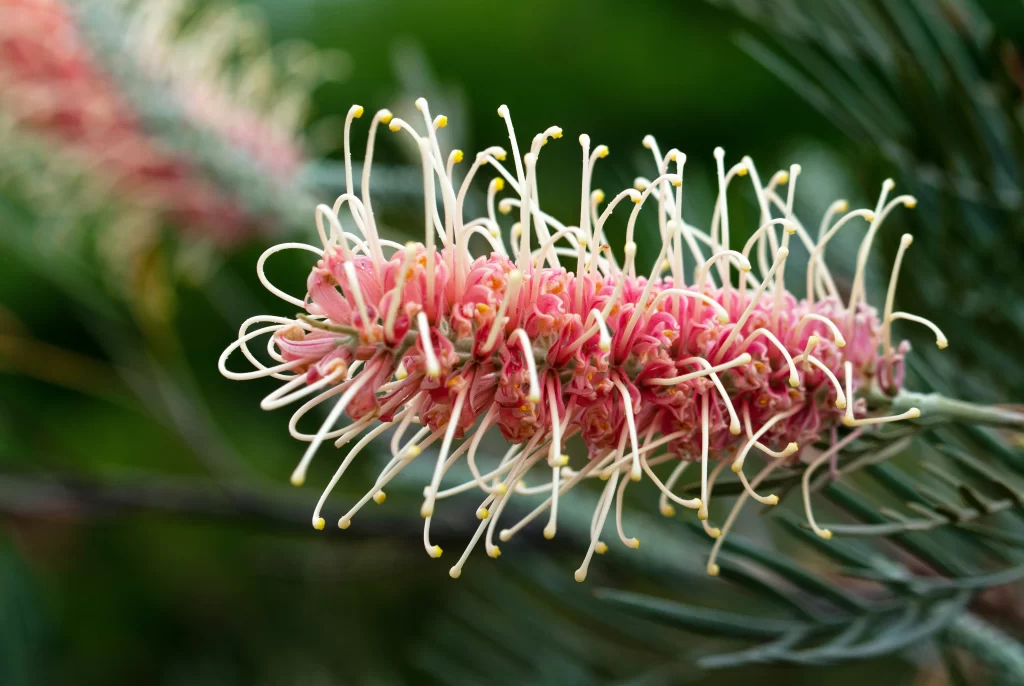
373, 491, 386, 504
543, 524, 556, 539
908, 408, 922, 419
937, 338, 948, 349
496, 484, 508, 495
778, 172, 789, 184
430, 545, 443, 558
766, 495, 780, 506
595, 541, 608, 554
488, 546, 501, 559
818, 529, 833, 541
697, 506, 708, 521
574, 569, 587, 582
628, 538, 641, 549
405, 445, 421, 458
836, 398, 847, 409
313, 517, 325, 530
731, 463, 743, 474
660, 504, 676, 518
707, 563, 720, 576
708, 527, 722, 538
420, 502, 433, 518
352, 105, 364, 118
477, 508, 489, 520
493, 178, 505, 191
290, 473, 305, 487
836, 337, 847, 348
379, 110, 393, 124
864, 211, 876, 222
598, 147, 609, 158
843, 416, 856, 427
388, 121, 401, 132
593, 190, 605, 203
338, 517, 351, 529
787, 442, 798, 452
437, 115, 448, 128
494, 151, 507, 161
904, 198, 917, 208
789, 377, 800, 388
452, 150, 464, 163
738, 166, 748, 176
730, 421, 741, 435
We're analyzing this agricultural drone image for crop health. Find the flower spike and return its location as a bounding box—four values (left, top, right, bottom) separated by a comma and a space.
220, 100, 945, 581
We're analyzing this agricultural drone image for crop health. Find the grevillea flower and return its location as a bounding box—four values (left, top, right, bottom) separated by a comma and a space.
220, 100, 949, 581
0, 0, 323, 243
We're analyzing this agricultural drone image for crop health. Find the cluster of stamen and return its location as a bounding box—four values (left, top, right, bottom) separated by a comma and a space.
220, 100, 948, 580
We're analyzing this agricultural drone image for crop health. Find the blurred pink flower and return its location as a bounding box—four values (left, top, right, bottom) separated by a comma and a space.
0, 0, 314, 243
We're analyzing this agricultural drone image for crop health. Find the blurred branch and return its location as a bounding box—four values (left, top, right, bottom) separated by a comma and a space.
0, 333, 136, 411
0, 471, 477, 542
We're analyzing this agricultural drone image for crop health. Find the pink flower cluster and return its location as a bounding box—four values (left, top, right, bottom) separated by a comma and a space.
221, 101, 945, 580
286, 245, 873, 459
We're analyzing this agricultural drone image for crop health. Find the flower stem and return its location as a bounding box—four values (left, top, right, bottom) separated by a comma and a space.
871, 390, 1024, 429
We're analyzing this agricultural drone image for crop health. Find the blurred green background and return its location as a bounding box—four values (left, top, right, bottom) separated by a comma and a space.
2, 0, 1024, 684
